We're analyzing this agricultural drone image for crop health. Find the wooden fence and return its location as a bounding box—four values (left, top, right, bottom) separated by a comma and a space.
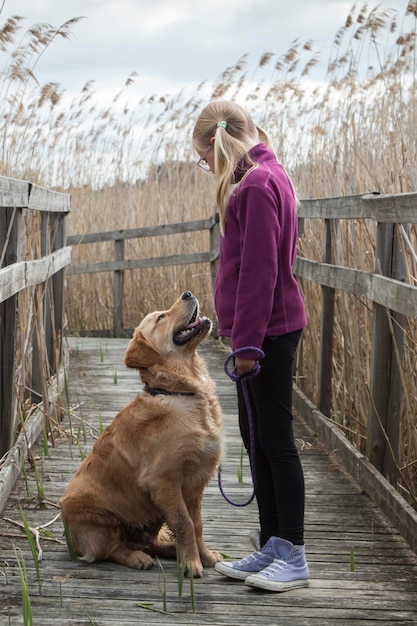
0, 176, 71, 458
295, 192, 417, 485
66, 214, 220, 336
67, 191, 417, 491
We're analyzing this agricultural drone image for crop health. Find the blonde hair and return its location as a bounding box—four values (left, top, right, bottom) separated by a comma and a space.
193, 100, 274, 234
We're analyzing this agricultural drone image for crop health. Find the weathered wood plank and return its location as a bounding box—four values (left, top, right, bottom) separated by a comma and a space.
67, 251, 211, 275
298, 191, 417, 223
362, 191, 417, 223
294, 257, 417, 318
66, 216, 216, 245
28, 183, 70, 213
0, 175, 29, 207
0, 247, 72, 303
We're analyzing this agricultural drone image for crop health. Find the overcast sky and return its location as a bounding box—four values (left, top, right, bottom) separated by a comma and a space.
3, 0, 412, 105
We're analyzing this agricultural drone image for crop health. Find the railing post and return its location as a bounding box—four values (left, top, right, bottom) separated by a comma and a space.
0, 207, 23, 456
50, 212, 66, 370
32, 212, 52, 404
367, 222, 405, 486
318, 218, 335, 417
113, 238, 124, 337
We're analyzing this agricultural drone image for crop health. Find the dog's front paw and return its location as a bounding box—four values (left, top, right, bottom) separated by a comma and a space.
126, 550, 155, 570
201, 549, 223, 567
185, 559, 204, 578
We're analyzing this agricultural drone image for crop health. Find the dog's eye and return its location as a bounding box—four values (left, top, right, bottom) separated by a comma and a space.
156, 314, 165, 322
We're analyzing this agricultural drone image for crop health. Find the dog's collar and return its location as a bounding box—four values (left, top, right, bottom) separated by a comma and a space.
143, 383, 195, 397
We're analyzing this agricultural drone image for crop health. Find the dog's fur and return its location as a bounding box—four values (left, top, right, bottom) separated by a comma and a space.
60, 292, 223, 577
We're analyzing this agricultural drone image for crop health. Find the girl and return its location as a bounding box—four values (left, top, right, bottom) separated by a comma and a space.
193, 101, 309, 592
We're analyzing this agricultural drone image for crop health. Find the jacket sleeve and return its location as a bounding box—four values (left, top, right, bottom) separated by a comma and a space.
230, 178, 281, 358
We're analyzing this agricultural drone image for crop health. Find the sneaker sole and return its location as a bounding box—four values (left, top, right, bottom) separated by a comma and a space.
245, 576, 310, 592
214, 562, 253, 581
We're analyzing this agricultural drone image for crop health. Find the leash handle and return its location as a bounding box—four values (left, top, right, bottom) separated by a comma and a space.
223, 347, 265, 382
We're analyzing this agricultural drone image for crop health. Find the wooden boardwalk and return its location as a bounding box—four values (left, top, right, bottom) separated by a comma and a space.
2, 337, 417, 625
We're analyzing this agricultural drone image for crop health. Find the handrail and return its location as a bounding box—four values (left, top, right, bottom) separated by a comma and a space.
0, 176, 71, 456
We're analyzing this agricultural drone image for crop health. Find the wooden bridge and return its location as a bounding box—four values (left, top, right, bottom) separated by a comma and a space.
1, 175, 417, 623
1, 336, 417, 625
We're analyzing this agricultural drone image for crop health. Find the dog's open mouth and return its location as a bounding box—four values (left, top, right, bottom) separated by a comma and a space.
173, 305, 211, 346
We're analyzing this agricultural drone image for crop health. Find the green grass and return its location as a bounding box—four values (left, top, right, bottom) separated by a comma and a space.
15, 550, 33, 626
19, 509, 43, 595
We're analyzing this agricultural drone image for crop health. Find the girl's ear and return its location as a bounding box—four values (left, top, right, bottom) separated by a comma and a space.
210, 136, 215, 145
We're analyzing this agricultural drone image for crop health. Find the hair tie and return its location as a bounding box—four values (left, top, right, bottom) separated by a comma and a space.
217, 121, 227, 129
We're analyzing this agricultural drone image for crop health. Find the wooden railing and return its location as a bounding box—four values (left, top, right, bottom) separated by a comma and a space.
66, 191, 417, 491
66, 213, 220, 336
295, 192, 417, 484
0, 176, 71, 457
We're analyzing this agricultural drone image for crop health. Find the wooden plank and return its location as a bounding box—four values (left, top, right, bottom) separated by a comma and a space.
294, 257, 417, 318
28, 183, 70, 213
298, 191, 417, 222
363, 191, 417, 223
298, 193, 369, 220
66, 216, 216, 245
0, 175, 29, 207
0, 247, 72, 302
67, 251, 211, 275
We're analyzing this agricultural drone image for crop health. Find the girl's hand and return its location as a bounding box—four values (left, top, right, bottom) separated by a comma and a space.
235, 356, 257, 375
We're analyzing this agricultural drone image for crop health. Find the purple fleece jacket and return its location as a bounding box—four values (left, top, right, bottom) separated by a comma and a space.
214, 143, 307, 359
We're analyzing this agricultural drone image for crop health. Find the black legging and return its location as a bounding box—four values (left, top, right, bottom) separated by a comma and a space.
237, 330, 305, 547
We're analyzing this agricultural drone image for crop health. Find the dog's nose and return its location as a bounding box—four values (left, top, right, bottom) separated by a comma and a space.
181, 291, 193, 300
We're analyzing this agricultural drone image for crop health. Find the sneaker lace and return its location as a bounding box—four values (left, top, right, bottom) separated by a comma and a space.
241, 550, 263, 564
263, 558, 287, 577
240, 546, 271, 565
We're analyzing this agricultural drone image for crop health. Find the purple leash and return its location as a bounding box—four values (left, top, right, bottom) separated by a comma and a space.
218, 347, 265, 507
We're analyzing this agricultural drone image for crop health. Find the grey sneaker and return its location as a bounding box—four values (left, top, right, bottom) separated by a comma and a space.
214, 537, 275, 581
245, 537, 310, 592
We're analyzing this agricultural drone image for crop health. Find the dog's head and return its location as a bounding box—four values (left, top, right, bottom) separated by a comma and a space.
124, 292, 212, 371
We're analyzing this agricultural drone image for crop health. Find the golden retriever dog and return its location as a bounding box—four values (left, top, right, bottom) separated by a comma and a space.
60, 291, 223, 577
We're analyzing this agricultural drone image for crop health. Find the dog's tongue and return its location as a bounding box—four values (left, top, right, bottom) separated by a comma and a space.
174, 317, 207, 344
184, 319, 200, 330
176, 319, 200, 340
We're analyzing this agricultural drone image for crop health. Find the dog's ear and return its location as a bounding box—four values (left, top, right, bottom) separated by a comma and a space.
124, 330, 162, 369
